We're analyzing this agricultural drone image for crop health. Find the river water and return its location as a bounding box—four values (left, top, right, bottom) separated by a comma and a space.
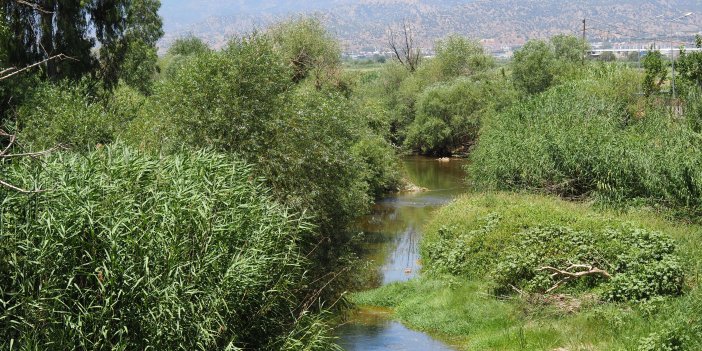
336, 156, 467, 351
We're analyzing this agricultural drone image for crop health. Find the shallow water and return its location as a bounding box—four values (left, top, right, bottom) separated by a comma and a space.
336, 156, 467, 350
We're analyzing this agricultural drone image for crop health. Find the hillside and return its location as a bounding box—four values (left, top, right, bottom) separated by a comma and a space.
160, 0, 702, 52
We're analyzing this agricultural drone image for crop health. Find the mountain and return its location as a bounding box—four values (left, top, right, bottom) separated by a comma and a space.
159, 0, 702, 52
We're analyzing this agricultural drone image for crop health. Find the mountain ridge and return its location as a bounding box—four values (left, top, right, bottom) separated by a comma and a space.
159, 1, 702, 52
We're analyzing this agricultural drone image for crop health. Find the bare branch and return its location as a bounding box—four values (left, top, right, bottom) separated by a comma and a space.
0, 133, 16, 157
0, 179, 48, 194
0, 54, 75, 81
387, 19, 421, 72
0, 67, 18, 76
0, 129, 60, 194
0, 146, 64, 159
539, 264, 611, 294
13, 0, 54, 14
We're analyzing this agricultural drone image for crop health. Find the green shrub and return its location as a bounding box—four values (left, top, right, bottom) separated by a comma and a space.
168, 36, 210, 56
468, 77, 702, 213
422, 193, 686, 302
0, 145, 338, 350
352, 134, 401, 197
17, 82, 114, 150
511, 40, 555, 95
638, 327, 688, 351
404, 77, 513, 155
268, 16, 341, 84
495, 226, 683, 301
148, 34, 290, 155
430, 35, 495, 81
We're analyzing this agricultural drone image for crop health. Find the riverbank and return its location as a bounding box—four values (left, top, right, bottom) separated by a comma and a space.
351, 193, 702, 350
336, 157, 468, 349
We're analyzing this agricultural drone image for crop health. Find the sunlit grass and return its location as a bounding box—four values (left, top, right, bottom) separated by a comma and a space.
352, 193, 702, 350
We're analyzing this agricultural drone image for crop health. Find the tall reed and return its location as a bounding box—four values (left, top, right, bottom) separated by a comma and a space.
0, 145, 338, 350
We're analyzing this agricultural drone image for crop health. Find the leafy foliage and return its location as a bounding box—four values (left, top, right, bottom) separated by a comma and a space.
677, 35, 702, 90
0, 146, 339, 350
511, 40, 555, 95
168, 36, 211, 56
467, 70, 702, 213
431, 35, 495, 80
18, 82, 114, 150
551, 34, 589, 64
643, 49, 668, 96
269, 17, 341, 85
422, 194, 686, 302
404, 77, 511, 155
146, 34, 290, 155
1, 0, 162, 87
496, 226, 683, 301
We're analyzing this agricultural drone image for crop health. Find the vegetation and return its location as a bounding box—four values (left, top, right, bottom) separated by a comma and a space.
348, 31, 702, 351
3, 2, 702, 348
1, 0, 163, 89
466, 63, 702, 216
354, 193, 702, 350
0, 146, 339, 350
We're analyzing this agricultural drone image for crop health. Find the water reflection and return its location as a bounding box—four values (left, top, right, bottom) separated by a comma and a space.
337, 157, 467, 350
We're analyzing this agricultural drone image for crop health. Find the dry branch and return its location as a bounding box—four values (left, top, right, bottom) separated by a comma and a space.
0, 54, 74, 81
13, 0, 54, 14
0, 129, 59, 193
539, 264, 611, 294
388, 19, 421, 72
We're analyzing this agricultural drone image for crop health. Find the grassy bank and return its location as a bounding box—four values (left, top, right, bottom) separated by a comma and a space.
352, 193, 702, 350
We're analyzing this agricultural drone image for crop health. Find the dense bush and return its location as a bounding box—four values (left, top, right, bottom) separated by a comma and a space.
269, 17, 341, 85
149, 34, 291, 155
118, 32, 400, 301
429, 35, 495, 81
496, 226, 683, 301
17, 82, 115, 150
511, 40, 555, 95
168, 36, 211, 56
511, 35, 590, 95
404, 76, 515, 155
468, 73, 702, 213
422, 193, 686, 302
0, 146, 339, 350
361, 35, 504, 153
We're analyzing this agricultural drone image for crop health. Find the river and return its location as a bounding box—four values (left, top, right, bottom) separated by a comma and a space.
336, 156, 467, 351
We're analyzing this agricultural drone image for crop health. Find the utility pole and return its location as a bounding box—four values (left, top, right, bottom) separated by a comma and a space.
671, 23, 677, 101
582, 18, 587, 65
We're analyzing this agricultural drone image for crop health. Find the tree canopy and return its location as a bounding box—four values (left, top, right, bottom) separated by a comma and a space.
0, 0, 163, 89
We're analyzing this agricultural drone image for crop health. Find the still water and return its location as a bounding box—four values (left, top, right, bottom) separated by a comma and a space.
336, 156, 467, 351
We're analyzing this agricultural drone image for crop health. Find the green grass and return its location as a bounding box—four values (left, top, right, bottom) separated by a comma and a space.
352, 193, 702, 350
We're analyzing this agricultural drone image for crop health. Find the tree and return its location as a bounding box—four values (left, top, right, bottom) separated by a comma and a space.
643, 49, 668, 97
168, 36, 210, 56
388, 19, 421, 72
98, 0, 163, 92
433, 35, 494, 79
269, 17, 341, 84
678, 35, 702, 89
599, 51, 617, 62
550, 34, 590, 64
512, 40, 555, 95
1, 0, 162, 88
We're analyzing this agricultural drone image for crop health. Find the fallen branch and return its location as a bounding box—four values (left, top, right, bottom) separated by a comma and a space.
539, 264, 611, 294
